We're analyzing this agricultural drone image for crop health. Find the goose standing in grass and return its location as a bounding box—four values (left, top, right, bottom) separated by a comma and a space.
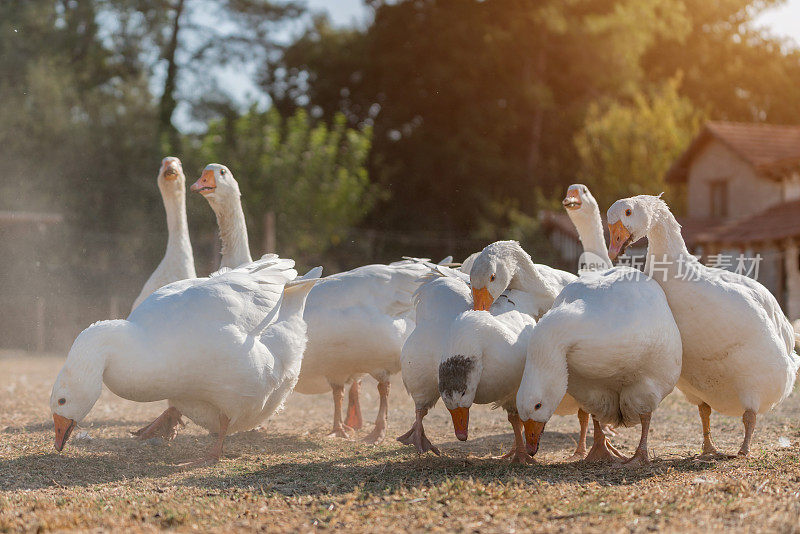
51, 255, 320, 466
294, 259, 436, 443
131, 157, 195, 312
607, 194, 800, 457
437, 279, 541, 463
516, 263, 682, 466
466, 241, 601, 460
191, 163, 252, 270
398, 260, 567, 461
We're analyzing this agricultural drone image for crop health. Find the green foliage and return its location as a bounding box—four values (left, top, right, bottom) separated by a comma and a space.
574, 77, 704, 209
195, 108, 374, 259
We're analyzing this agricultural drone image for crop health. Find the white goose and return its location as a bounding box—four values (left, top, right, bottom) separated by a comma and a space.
294, 259, 435, 443
51, 255, 320, 465
191, 164, 433, 442
191, 163, 252, 270
438, 283, 540, 463
468, 240, 576, 317
562, 184, 613, 272
131, 157, 196, 312
466, 241, 601, 460
516, 263, 682, 466
398, 260, 550, 460
607, 194, 800, 457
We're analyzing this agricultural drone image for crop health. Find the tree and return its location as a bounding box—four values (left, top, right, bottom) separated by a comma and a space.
574, 78, 704, 210
642, 0, 800, 123
192, 107, 375, 261
265, 0, 694, 241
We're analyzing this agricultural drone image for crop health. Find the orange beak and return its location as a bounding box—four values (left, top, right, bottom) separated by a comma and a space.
607, 220, 632, 261
191, 169, 216, 194
562, 188, 581, 210
162, 158, 181, 180
448, 406, 470, 441
472, 287, 493, 311
53, 413, 76, 452
522, 419, 545, 456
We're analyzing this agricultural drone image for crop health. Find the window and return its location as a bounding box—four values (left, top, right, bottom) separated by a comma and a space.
710, 180, 728, 218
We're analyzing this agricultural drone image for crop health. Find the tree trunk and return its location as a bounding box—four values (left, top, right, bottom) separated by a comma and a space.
158, 0, 185, 153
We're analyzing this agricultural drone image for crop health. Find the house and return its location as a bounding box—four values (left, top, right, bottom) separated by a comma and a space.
541, 121, 800, 319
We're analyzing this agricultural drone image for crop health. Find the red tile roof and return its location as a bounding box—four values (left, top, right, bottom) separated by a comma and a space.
665, 121, 800, 182
693, 198, 800, 245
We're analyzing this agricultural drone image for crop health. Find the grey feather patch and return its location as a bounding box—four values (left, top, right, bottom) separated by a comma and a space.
438, 355, 475, 396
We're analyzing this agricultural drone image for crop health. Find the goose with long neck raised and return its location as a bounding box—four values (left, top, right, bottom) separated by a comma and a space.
131, 157, 196, 312
191, 163, 252, 270
607, 194, 799, 457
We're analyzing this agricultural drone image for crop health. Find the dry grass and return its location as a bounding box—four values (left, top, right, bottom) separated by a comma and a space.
1, 351, 800, 533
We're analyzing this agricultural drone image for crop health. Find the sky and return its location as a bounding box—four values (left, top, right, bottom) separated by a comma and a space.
751, 0, 800, 44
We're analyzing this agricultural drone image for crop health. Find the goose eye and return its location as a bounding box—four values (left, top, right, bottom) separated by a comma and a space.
534, 403, 542, 410
58, 398, 66, 405
220, 168, 226, 175
490, 274, 496, 282
625, 209, 632, 217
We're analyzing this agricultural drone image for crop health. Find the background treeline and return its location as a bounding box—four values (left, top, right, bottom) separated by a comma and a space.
1, 0, 800, 349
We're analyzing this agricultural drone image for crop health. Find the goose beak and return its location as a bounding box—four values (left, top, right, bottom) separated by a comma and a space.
163, 164, 180, 180
472, 287, 493, 311
448, 407, 470, 441
608, 220, 632, 261
562, 189, 581, 210
522, 419, 545, 456
161, 157, 181, 180
53, 413, 76, 452
191, 169, 216, 194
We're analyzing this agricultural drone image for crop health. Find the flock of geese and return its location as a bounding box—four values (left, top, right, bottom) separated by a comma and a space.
49, 157, 800, 467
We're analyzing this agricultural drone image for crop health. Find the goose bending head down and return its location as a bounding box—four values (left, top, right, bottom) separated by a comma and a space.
191, 164, 252, 270
469, 241, 575, 317
51, 255, 320, 465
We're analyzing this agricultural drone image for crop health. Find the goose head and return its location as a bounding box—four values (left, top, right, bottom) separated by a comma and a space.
191, 163, 241, 210
469, 243, 516, 311
563, 183, 600, 215
50, 321, 120, 451
50, 369, 101, 452
157, 156, 185, 192
438, 352, 483, 441
516, 352, 568, 456
606, 195, 659, 260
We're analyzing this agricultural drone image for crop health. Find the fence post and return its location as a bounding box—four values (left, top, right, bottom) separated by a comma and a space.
109, 295, 119, 319
35, 297, 45, 353
263, 211, 276, 254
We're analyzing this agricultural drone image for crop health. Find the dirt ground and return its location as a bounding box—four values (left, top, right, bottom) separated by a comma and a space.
1, 351, 799, 533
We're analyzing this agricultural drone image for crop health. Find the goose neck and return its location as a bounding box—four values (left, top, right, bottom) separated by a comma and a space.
161, 186, 193, 261
214, 197, 252, 269
567, 205, 611, 268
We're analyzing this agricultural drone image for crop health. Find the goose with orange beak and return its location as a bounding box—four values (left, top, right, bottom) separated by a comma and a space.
466, 241, 603, 462
50, 256, 320, 465
468, 241, 575, 318
131, 157, 196, 313
398, 258, 540, 459
607, 195, 800, 458
438, 305, 538, 463
191, 163, 253, 270
516, 259, 681, 466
